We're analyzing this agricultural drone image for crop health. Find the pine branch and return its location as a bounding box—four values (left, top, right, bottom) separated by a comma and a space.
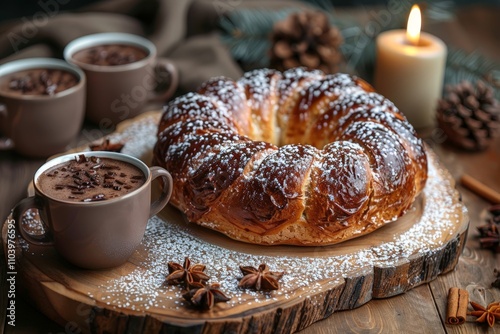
219, 9, 297, 68
219, 8, 358, 69
445, 48, 500, 99
217, 1, 500, 101
297, 0, 333, 11
342, 1, 457, 80
424, 0, 455, 22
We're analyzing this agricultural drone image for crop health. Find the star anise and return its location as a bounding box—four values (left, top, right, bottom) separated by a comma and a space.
165, 257, 210, 288
182, 282, 230, 310
468, 301, 500, 327
238, 263, 284, 291
477, 217, 500, 253
492, 268, 500, 289
489, 204, 500, 217
89, 139, 124, 152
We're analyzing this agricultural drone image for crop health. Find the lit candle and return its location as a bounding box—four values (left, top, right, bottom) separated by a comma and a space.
374, 5, 447, 129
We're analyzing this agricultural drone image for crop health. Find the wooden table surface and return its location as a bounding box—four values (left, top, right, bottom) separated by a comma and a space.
1, 4, 500, 334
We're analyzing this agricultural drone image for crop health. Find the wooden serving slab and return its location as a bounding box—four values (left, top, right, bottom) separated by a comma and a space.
2, 111, 468, 334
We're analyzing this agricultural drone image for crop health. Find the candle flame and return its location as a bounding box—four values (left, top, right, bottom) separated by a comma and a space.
407, 4, 421, 46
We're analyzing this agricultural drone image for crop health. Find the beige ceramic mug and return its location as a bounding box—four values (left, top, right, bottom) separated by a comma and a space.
64, 33, 178, 126
12, 151, 173, 269
0, 58, 86, 158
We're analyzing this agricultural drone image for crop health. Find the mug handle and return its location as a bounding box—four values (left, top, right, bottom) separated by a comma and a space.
11, 196, 54, 246
149, 166, 173, 217
0, 103, 14, 151
148, 58, 179, 103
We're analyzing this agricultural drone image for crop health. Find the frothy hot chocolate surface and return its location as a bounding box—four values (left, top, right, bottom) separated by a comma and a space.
1, 69, 79, 96
38, 155, 146, 202
72, 44, 148, 66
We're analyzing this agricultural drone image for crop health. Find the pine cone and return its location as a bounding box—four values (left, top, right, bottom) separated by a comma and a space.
436, 80, 500, 151
270, 11, 343, 74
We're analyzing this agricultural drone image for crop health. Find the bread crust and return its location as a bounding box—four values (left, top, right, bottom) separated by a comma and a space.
153, 68, 428, 245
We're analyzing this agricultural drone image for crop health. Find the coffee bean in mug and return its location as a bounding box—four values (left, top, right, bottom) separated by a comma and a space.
12, 151, 173, 269
0, 58, 86, 157
64, 33, 178, 126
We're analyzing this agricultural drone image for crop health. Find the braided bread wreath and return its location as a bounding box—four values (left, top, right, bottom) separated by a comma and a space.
153, 68, 427, 246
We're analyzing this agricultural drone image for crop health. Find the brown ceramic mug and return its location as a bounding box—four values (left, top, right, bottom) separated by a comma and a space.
0, 58, 86, 158
12, 151, 173, 269
64, 33, 178, 126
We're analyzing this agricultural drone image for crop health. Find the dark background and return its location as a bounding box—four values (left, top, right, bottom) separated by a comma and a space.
2, 0, 499, 22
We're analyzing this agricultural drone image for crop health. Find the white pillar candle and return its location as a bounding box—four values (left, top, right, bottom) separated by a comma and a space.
374, 6, 447, 129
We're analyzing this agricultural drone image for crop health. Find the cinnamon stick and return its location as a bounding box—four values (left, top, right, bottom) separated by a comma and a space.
460, 174, 500, 204
446, 287, 469, 325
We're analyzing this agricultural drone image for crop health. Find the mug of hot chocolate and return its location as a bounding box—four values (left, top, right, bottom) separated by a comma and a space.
64, 33, 178, 125
11, 151, 173, 269
0, 58, 86, 157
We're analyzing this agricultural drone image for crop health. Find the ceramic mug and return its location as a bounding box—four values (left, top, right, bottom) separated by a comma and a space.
64, 33, 178, 126
0, 58, 86, 158
12, 151, 173, 269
